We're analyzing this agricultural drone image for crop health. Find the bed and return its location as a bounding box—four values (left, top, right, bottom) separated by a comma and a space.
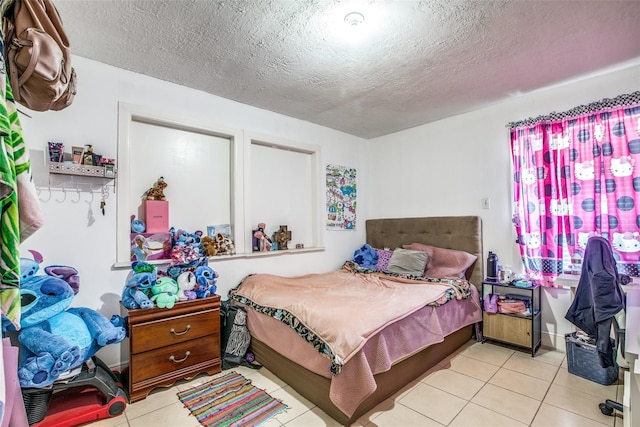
230, 216, 483, 425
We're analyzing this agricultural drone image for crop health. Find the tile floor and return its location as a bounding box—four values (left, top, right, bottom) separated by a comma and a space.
88, 341, 625, 427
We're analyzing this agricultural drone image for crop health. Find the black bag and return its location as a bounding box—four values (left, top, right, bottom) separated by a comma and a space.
220, 300, 261, 370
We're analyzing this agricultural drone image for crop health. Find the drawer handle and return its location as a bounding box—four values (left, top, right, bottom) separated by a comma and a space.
170, 325, 191, 336
169, 351, 191, 363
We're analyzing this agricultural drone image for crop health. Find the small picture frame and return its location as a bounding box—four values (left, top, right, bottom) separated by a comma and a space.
104, 164, 115, 178
207, 224, 232, 238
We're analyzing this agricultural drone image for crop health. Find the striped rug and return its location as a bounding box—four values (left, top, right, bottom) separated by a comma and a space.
177, 371, 288, 427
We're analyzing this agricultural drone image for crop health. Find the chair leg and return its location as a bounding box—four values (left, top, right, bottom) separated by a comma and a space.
599, 399, 623, 416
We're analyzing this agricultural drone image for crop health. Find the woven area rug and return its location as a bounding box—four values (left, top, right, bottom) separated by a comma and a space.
177, 371, 288, 427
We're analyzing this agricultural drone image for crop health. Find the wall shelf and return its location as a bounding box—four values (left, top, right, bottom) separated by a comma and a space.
49, 162, 116, 178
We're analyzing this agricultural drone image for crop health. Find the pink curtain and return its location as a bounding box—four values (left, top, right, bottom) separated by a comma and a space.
510, 93, 640, 286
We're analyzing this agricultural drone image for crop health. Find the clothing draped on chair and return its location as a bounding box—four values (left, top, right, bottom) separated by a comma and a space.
565, 236, 625, 368
509, 91, 640, 286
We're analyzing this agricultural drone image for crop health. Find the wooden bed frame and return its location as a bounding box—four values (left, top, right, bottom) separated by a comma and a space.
249, 216, 483, 425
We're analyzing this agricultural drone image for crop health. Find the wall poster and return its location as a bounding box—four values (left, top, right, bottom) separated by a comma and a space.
326, 164, 356, 230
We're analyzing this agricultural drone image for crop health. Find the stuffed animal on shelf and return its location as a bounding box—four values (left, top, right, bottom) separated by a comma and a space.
143, 176, 168, 201
150, 276, 180, 309
121, 261, 156, 309
130, 214, 146, 233
15, 254, 126, 388
214, 233, 236, 255
200, 235, 217, 257
170, 227, 202, 264
176, 271, 197, 301
194, 264, 218, 298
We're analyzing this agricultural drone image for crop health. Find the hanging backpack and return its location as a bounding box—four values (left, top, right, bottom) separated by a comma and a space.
2, 0, 76, 111
220, 300, 261, 370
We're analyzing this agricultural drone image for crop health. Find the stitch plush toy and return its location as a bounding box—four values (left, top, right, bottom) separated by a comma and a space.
194, 264, 218, 298
353, 244, 378, 270
150, 276, 180, 308
16, 254, 126, 388
121, 261, 156, 309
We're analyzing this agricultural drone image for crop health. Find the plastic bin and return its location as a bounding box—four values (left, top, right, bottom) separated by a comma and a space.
565, 332, 619, 385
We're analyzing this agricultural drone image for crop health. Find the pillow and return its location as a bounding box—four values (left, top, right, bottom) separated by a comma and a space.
402, 243, 477, 279
385, 248, 429, 276
375, 248, 393, 271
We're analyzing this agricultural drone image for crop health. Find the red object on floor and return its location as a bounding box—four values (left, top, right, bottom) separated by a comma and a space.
31, 386, 126, 427
23, 357, 127, 427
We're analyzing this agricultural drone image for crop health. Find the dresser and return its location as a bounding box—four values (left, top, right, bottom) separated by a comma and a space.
121, 296, 221, 402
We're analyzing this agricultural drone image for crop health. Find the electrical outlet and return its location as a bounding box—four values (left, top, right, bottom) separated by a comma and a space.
482, 197, 490, 209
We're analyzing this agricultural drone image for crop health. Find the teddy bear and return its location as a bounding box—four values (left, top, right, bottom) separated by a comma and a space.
194, 264, 218, 298
121, 261, 156, 309
177, 271, 197, 301
150, 276, 180, 309
15, 254, 126, 388
200, 235, 217, 257
143, 176, 168, 201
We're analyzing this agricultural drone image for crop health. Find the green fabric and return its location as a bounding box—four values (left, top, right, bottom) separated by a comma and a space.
0, 75, 24, 329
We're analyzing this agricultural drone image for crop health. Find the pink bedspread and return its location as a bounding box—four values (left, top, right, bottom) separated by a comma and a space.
231, 267, 466, 372
233, 269, 482, 418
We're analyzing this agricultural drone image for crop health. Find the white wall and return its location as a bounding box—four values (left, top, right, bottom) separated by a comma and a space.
19, 55, 368, 368
17, 53, 640, 370
369, 60, 640, 350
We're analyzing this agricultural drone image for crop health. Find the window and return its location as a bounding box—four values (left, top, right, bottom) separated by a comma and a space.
509, 92, 640, 285
116, 104, 323, 265
244, 135, 323, 251
116, 103, 242, 265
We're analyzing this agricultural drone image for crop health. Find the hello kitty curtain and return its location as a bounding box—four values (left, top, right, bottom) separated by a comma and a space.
509, 92, 640, 287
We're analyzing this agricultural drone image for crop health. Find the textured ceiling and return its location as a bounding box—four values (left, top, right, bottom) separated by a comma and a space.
55, 0, 640, 139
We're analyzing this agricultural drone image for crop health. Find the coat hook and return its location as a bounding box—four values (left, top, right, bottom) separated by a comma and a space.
71, 186, 81, 203
55, 188, 67, 203
38, 187, 51, 203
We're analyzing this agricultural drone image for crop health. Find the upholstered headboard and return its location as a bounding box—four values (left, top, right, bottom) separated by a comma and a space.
365, 216, 484, 289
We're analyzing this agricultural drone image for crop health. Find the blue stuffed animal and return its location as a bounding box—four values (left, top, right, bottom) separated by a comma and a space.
16, 255, 126, 388
194, 264, 218, 298
353, 244, 378, 269
122, 261, 156, 309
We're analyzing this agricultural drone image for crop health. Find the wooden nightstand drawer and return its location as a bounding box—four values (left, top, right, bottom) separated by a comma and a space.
483, 312, 532, 347
130, 310, 219, 353
130, 334, 220, 383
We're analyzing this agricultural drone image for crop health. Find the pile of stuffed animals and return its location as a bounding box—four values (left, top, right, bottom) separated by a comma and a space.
169, 227, 235, 261
11, 251, 126, 388
122, 256, 218, 310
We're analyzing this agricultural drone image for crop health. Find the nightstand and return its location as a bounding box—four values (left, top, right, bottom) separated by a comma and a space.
121, 296, 222, 402
482, 281, 541, 356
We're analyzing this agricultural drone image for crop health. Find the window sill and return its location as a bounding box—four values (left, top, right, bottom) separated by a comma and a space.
112, 246, 325, 269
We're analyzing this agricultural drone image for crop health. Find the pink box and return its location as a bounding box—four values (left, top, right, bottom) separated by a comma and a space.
144, 200, 169, 233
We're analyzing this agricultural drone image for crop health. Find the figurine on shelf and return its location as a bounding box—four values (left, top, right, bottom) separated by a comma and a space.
252, 223, 272, 252
274, 225, 292, 250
